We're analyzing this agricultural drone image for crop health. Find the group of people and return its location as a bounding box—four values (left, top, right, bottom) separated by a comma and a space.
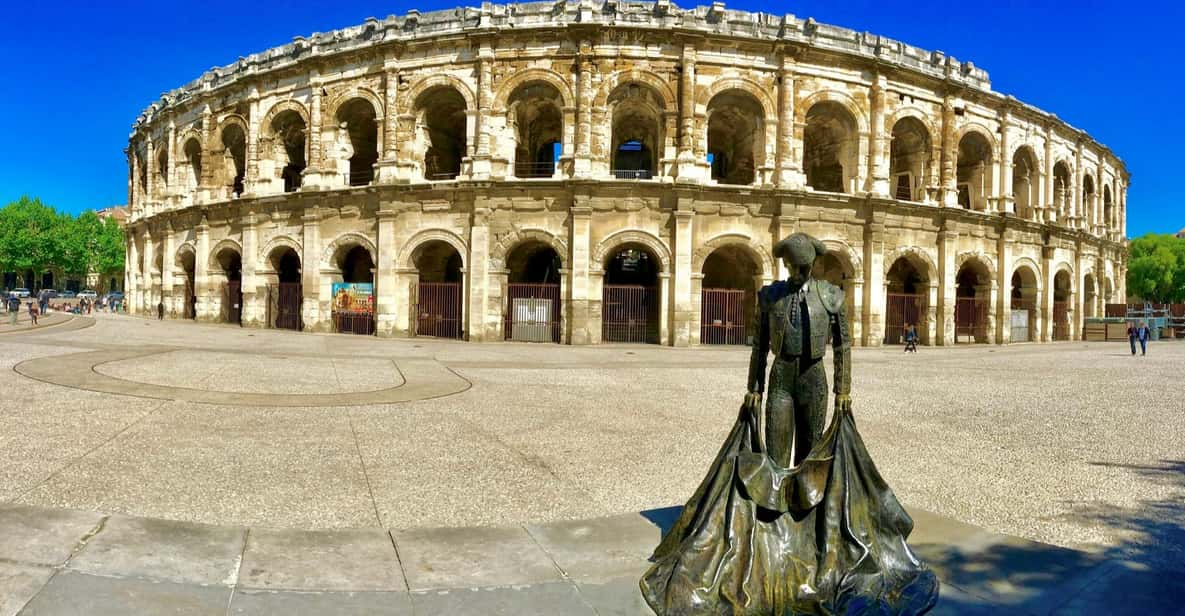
1127, 321, 1151, 356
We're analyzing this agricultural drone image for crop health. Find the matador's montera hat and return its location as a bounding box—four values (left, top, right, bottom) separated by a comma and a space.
772, 233, 828, 266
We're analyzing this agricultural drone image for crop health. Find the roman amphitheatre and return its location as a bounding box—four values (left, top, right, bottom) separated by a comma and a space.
122, 1, 1125, 346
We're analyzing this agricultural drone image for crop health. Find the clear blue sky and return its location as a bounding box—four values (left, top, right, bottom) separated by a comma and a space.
1, 1, 1179, 236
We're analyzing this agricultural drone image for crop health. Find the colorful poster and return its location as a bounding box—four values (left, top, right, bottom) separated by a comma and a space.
331, 282, 374, 314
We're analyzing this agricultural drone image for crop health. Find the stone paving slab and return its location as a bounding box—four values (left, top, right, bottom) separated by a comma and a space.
409, 581, 598, 615
228, 589, 413, 615
0, 505, 103, 567
66, 515, 246, 586
18, 571, 231, 616
0, 562, 54, 616
392, 525, 565, 591
238, 528, 405, 592
524, 511, 663, 583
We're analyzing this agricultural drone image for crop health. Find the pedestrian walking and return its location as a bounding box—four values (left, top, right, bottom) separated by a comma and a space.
1137, 320, 1150, 356
27, 301, 38, 326
157, 301, 164, 320
1126, 321, 1137, 356
7, 295, 18, 325
903, 323, 919, 353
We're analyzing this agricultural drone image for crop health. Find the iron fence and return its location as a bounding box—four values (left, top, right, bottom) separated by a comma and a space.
884, 293, 926, 345
266, 283, 302, 331
700, 288, 750, 345
1052, 301, 1070, 340
417, 282, 463, 339
611, 168, 652, 180
602, 284, 659, 343
954, 297, 988, 343
504, 283, 561, 343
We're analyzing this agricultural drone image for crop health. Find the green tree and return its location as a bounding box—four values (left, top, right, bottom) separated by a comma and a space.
0, 196, 63, 281
1127, 233, 1185, 303
96, 216, 126, 277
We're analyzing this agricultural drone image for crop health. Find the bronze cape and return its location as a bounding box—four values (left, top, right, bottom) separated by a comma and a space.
639, 398, 939, 615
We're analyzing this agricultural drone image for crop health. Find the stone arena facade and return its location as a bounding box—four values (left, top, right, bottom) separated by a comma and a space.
123, 1, 1128, 346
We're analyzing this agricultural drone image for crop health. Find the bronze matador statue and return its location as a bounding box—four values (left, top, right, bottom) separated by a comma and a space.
641, 232, 937, 616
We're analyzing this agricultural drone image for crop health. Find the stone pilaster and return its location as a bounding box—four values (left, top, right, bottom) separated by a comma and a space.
775, 54, 801, 188
469, 43, 493, 179
1042, 124, 1054, 221
195, 214, 211, 321
375, 208, 398, 336
305, 72, 324, 187
1041, 245, 1054, 342
936, 224, 957, 346
245, 91, 261, 196
997, 108, 1012, 214
467, 205, 492, 340
996, 229, 1010, 344
567, 200, 593, 345
301, 206, 323, 331
165, 121, 177, 208
376, 68, 401, 183
162, 222, 176, 317
939, 95, 958, 206
862, 214, 885, 346
1073, 140, 1084, 229
242, 211, 260, 326
867, 76, 890, 197
675, 43, 701, 182
671, 198, 695, 346
127, 232, 140, 315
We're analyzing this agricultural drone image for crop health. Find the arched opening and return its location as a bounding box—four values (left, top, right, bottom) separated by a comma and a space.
1083, 174, 1096, 227
884, 256, 929, 345
213, 248, 242, 325
1010, 267, 1039, 342
956, 132, 993, 210
804, 101, 859, 194
183, 138, 202, 194
414, 240, 464, 339
1011, 146, 1039, 219
509, 83, 562, 179
1053, 270, 1072, 341
1053, 162, 1072, 221
602, 244, 660, 344
504, 241, 562, 342
701, 245, 759, 345
220, 124, 246, 197
156, 146, 169, 193
610, 83, 664, 179
266, 247, 302, 330
1103, 185, 1113, 233
136, 152, 148, 196
954, 259, 991, 343
889, 117, 930, 201
707, 90, 763, 186
271, 110, 307, 192
1083, 273, 1097, 319
331, 245, 375, 335
177, 250, 196, 319
332, 99, 379, 186
415, 87, 468, 180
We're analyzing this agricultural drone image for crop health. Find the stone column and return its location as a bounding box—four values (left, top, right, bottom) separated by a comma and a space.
376, 68, 401, 183
375, 208, 398, 337
1041, 246, 1054, 342
936, 226, 957, 345
469, 44, 493, 179
301, 206, 322, 331
199, 105, 216, 202
145, 140, 157, 215
775, 54, 800, 187
868, 77, 890, 197
242, 211, 260, 326
1042, 124, 1054, 221
574, 54, 593, 177
305, 73, 324, 187
141, 227, 156, 314
863, 215, 886, 346
659, 272, 671, 346
996, 109, 1011, 214
165, 121, 177, 209
671, 199, 695, 346
939, 96, 958, 206
568, 199, 593, 344
675, 43, 701, 182
245, 92, 261, 196
195, 215, 211, 321
1073, 140, 1084, 229
162, 222, 176, 317
996, 230, 1010, 344
466, 205, 492, 341
127, 232, 140, 315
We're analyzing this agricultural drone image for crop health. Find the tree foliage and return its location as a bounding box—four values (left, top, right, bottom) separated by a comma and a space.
0, 196, 125, 283
1127, 233, 1185, 303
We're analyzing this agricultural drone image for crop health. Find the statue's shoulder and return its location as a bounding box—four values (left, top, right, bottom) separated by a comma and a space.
814, 279, 846, 313
757, 281, 789, 308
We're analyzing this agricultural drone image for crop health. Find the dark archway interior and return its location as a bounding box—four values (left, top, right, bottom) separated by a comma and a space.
610, 84, 663, 178
273, 248, 301, 284
811, 253, 850, 290
889, 117, 930, 201
272, 110, 307, 192
339, 246, 374, 284
707, 91, 762, 186
702, 245, 758, 289
956, 262, 989, 298
336, 99, 379, 185
956, 132, 992, 208
886, 258, 926, 294
183, 139, 202, 189
804, 102, 857, 193
508, 242, 561, 284
605, 245, 658, 286
1054, 271, 1071, 302
510, 83, 563, 178
216, 250, 242, 282
1012, 147, 1039, 217
156, 146, 169, 189
415, 241, 463, 283
221, 124, 247, 196
419, 87, 467, 179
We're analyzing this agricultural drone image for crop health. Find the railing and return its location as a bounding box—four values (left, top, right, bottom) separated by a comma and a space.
611, 168, 653, 180
426, 171, 460, 181
348, 170, 374, 186
514, 161, 556, 179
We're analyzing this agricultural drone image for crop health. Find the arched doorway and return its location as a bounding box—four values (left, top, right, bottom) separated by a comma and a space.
1053, 271, 1072, 341
178, 249, 196, 319
270, 110, 307, 193
889, 117, 931, 201
602, 245, 660, 343
332, 245, 375, 335
509, 83, 563, 179
1010, 267, 1039, 342
954, 259, 991, 343
334, 98, 379, 186
415, 87, 468, 180
701, 245, 759, 345
1012, 146, 1040, 219
804, 101, 859, 193
707, 90, 764, 186
884, 256, 929, 345
213, 248, 242, 325
414, 241, 464, 339
609, 83, 664, 179
956, 132, 993, 210
504, 242, 562, 342
267, 247, 302, 331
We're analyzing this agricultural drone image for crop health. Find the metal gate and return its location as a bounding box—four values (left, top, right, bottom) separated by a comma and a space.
1010, 297, 1036, 342
954, 297, 988, 343
182, 277, 196, 319
701, 288, 749, 345
602, 285, 659, 344
417, 282, 462, 339
267, 283, 302, 331
223, 281, 243, 325
884, 293, 926, 345
1052, 301, 1069, 340
334, 310, 375, 335
504, 283, 560, 343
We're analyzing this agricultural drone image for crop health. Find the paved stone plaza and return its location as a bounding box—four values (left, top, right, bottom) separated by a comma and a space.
1, 313, 1183, 614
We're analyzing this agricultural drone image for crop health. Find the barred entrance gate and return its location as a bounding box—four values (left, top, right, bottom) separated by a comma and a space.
1010, 297, 1036, 342
954, 297, 988, 343
504, 283, 560, 343
602, 285, 658, 343
182, 277, 196, 319
884, 293, 926, 345
416, 282, 462, 339
1052, 301, 1070, 341
223, 281, 242, 325
267, 283, 302, 331
701, 289, 749, 345
334, 310, 375, 335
